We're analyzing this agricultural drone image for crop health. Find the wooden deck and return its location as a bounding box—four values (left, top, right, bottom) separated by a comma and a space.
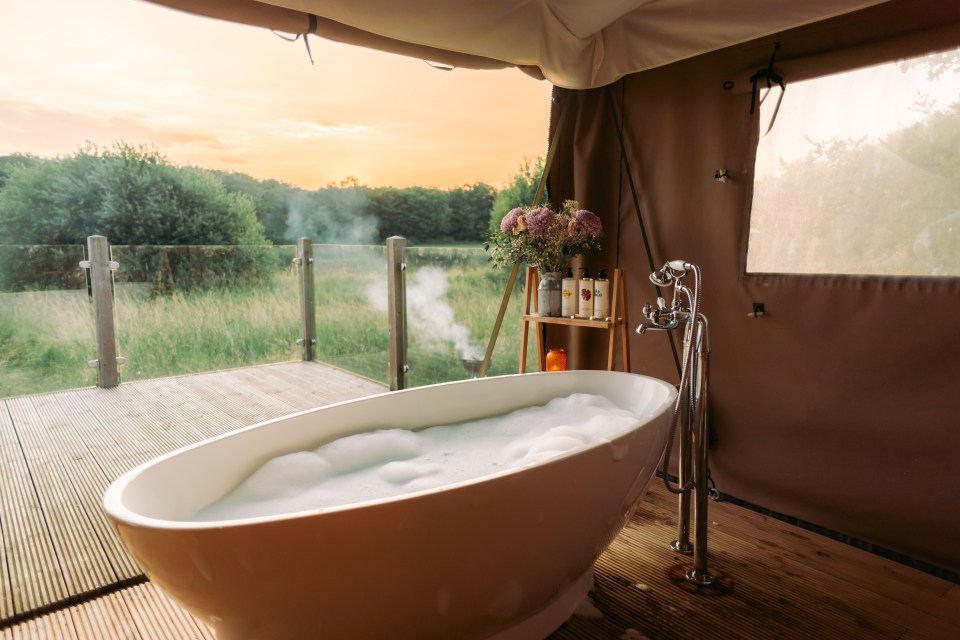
1, 364, 957, 639
0, 361, 386, 626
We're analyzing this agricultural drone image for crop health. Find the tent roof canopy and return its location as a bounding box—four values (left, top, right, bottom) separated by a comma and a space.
146, 0, 890, 88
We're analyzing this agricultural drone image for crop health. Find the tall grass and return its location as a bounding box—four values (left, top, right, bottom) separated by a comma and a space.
0, 290, 99, 396
0, 248, 536, 399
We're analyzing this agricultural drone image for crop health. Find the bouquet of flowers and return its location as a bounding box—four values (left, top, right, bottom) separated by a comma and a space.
486, 200, 602, 273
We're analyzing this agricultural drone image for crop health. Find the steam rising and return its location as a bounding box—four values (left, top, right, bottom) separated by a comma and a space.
366, 267, 484, 361
283, 187, 484, 363
284, 188, 378, 244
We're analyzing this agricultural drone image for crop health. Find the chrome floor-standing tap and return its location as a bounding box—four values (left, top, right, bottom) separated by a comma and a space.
637, 260, 716, 586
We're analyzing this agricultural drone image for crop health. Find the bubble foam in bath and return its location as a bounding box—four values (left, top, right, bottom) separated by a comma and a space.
192, 393, 639, 521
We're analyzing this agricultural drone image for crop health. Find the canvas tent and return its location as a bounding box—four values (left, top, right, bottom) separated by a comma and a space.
144, 0, 960, 578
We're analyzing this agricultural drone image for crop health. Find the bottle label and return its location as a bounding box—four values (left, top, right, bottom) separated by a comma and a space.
578, 279, 594, 317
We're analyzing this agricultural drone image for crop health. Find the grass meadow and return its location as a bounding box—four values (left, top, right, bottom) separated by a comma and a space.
0, 246, 537, 399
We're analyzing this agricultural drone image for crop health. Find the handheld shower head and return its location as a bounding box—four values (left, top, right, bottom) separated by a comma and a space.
649, 268, 673, 286
649, 260, 689, 286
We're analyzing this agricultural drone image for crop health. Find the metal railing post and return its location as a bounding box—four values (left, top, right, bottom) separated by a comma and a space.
386, 236, 408, 390
80, 235, 122, 388
294, 237, 316, 361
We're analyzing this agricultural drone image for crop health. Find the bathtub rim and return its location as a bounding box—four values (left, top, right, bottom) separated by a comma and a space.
103, 370, 677, 531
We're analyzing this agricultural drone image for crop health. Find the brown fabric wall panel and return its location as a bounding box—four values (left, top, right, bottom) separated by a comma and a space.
546, 88, 624, 371
552, 0, 960, 574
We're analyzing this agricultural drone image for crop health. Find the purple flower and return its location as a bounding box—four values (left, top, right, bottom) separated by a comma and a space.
525, 207, 556, 238
575, 209, 602, 236
500, 207, 523, 233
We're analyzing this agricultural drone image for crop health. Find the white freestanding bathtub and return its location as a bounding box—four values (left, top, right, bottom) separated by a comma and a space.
103, 371, 676, 640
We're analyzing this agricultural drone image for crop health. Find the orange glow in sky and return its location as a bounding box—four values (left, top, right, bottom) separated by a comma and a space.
0, 0, 553, 190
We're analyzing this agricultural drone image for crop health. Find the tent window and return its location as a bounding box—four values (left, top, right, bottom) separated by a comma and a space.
746, 47, 960, 277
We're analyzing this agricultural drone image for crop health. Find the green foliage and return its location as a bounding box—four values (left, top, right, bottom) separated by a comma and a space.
370, 186, 453, 243
0, 244, 87, 291
0, 143, 275, 291
0, 145, 510, 255
0, 143, 268, 246
0, 153, 40, 192
285, 186, 377, 244
213, 170, 296, 244
489, 155, 545, 233
447, 182, 496, 242
751, 101, 960, 275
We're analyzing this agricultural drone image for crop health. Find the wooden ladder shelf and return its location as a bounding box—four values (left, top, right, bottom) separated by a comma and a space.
519, 267, 630, 372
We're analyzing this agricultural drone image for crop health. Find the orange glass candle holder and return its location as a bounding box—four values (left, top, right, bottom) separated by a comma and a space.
546, 348, 567, 371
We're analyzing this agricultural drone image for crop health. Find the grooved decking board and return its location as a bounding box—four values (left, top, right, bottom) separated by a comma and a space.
118, 583, 214, 640
5, 396, 118, 599
549, 483, 960, 640
0, 361, 385, 624
0, 399, 69, 616
0, 582, 212, 640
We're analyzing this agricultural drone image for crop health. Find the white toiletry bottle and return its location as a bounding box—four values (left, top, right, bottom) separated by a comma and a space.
593, 269, 610, 319
578, 268, 594, 318
561, 267, 577, 317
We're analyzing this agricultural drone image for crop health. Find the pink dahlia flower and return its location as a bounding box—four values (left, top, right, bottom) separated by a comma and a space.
525, 207, 556, 237
500, 207, 523, 233
575, 209, 603, 236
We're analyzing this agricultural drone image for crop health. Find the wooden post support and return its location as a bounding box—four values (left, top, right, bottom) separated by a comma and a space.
386, 236, 408, 391
295, 237, 316, 361
82, 235, 121, 388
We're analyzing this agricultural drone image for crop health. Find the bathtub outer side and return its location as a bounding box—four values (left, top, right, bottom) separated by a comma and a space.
105, 371, 676, 640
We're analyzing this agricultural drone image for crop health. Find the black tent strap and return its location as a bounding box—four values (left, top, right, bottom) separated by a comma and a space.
749, 43, 785, 136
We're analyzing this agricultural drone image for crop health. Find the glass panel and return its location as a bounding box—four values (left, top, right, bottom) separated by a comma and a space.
0, 244, 96, 397
111, 244, 299, 382
311, 244, 534, 388
748, 47, 960, 276
402, 246, 536, 388
312, 244, 389, 383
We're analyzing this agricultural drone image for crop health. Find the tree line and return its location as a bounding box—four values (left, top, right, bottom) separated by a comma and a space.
0, 144, 542, 290
0, 144, 545, 247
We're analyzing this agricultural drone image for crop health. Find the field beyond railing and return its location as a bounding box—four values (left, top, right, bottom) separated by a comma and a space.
0, 243, 536, 399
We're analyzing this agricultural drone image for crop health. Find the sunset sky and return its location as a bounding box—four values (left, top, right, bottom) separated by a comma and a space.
0, 0, 553, 190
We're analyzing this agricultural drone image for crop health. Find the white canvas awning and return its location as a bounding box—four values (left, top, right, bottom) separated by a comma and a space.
144, 0, 890, 88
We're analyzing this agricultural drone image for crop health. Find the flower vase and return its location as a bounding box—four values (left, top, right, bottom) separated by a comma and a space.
537, 270, 563, 317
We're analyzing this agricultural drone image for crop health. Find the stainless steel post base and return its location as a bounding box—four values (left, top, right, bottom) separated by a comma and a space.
685, 568, 717, 586
670, 540, 694, 555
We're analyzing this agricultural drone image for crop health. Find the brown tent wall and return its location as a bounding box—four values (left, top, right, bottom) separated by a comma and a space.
548, 0, 960, 576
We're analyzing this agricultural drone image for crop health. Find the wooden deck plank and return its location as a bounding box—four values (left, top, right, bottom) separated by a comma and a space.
69, 387, 173, 480
242, 361, 384, 407
0, 405, 14, 621
5, 397, 117, 601
643, 481, 955, 618
118, 583, 213, 640
551, 484, 960, 640
192, 369, 304, 425
122, 377, 247, 444
0, 607, 76, 640
0, 362, 386, 625
0, 398, 69, 616
36, 393, 140, 581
